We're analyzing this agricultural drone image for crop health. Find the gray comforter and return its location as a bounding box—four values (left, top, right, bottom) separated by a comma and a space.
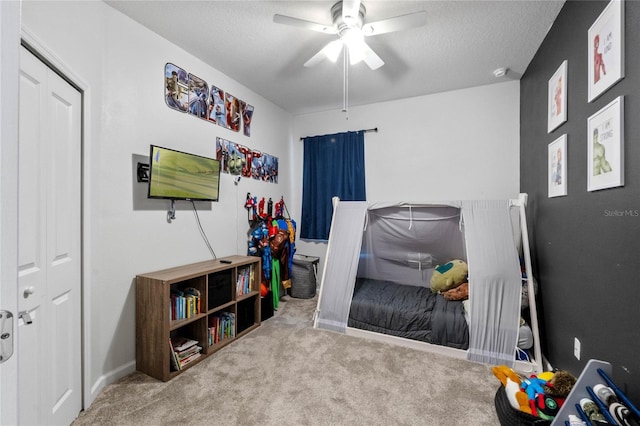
348, 277, 469, 350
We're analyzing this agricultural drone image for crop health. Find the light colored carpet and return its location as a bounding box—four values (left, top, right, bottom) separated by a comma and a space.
73, 296, 501, 425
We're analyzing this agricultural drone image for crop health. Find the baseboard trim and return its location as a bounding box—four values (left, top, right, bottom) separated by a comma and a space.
87, 361, 136, 408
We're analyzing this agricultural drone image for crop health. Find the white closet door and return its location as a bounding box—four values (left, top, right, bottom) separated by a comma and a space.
18, 46, 82, 426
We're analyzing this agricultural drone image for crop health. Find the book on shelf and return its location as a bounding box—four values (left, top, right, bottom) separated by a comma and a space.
236, 265, 253, 296
170, 287, 201, 321
170, 336, 203, 369
208, 312, 235, 345
184, 287, 201, 314
176, 344, 202, 361
169, 339, 181, 371
179, 352, 201, 368
171, 336, 198, 352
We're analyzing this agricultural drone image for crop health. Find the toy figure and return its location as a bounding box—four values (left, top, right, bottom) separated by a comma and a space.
244, 193, 256, 222
521, 375, 548, 416
275, 197, 285, 218
258, 197, 268, 219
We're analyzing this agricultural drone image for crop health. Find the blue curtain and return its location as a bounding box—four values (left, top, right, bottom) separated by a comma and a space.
301, 131, 366, 240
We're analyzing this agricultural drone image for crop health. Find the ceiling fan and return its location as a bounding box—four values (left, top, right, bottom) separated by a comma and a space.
273, 0, 427, 70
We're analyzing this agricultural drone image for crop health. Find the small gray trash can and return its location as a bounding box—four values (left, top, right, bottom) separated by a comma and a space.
290, 254, 319, 299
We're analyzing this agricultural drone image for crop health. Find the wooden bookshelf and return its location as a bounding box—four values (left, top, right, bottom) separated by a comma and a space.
136, 255, 261, 381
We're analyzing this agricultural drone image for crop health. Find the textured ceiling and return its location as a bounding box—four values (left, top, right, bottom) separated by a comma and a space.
104, 0, 565, 115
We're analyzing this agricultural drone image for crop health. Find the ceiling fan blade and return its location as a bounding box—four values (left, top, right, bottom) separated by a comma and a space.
273, 14, 337, 34
362, 11, 427, 36
361, 41, 384, 70
304, 40, 344, 67
342, 0, 361, 24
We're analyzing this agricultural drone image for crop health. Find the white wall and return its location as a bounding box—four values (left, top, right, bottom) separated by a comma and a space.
291, 81, 521, 274
21, 0, 292, 406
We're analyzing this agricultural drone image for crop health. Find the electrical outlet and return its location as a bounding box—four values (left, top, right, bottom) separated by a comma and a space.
574, 337, 581, 360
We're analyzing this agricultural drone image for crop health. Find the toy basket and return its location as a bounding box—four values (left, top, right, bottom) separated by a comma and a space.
290, 254, 319, 299
494, 386, 551, 426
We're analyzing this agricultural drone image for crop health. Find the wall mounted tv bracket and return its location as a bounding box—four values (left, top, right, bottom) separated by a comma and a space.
167, 200, 176, 223
137, 162, 149, 183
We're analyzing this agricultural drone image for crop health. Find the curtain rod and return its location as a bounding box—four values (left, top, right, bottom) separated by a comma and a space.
299, 127, 378, 141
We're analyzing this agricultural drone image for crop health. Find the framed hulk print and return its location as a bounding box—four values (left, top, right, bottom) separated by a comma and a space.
587, 96, 624, 191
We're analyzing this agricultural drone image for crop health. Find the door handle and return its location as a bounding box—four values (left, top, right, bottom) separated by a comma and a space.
0, 310, 14, 363
23, 286, 35, 298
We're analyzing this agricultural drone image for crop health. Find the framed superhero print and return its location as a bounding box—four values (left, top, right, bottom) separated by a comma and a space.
588, 0, 624, 102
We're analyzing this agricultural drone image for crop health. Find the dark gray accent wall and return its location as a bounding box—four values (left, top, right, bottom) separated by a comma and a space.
521, 1, 640, 401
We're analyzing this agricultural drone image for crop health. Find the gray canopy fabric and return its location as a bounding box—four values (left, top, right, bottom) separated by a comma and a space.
314, 198, 526, 368
461, 200, 522, 366
313, 200, 368, 333
358, 202, 467, 286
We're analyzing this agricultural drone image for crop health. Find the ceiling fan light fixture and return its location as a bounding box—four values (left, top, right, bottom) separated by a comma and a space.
348, 46, 364, 65
322, 39, 344, 62
341, 28, 364, 49
341, 28, 365, 64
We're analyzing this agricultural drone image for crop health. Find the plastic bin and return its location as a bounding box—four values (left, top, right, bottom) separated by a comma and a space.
290, 254, 319, 299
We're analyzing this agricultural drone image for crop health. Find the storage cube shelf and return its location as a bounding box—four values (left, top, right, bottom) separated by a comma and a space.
136, 255, 261, 381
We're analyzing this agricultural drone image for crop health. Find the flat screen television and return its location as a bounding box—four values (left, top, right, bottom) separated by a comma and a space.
148, 145, 221, 201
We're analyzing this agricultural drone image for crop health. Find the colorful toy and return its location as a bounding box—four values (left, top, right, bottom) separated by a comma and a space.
493, 365, 531, 414
258, 197, 267, 219
244, 193, 256, 222
534, 393, 562, 420
534, 370, 577, 420
430, 259, 468, 293
275, 197, 285, 218
544, 370, 576, 399
537, 371, 555, 382
521, 375, 548, 416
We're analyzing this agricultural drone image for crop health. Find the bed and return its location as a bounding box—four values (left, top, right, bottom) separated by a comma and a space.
348, 277, 469, 350
314, 196, 543, 374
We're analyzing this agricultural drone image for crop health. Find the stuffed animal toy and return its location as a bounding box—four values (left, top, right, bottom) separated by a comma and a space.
442, 282, 469, 300
430, 259, 468, 293
534, 393, 563, 420
521, 375, 548, 417
493, 365, 531, 414
533, 370, 577, 420
544, 370, 577, 399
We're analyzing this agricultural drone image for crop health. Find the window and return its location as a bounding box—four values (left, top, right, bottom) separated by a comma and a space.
301, 131, 366, 240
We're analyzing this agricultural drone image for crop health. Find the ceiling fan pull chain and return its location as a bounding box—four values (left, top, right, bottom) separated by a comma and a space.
343, 47, 349, 119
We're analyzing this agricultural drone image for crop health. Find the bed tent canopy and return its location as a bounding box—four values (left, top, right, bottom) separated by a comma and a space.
313, 194, 542, 373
